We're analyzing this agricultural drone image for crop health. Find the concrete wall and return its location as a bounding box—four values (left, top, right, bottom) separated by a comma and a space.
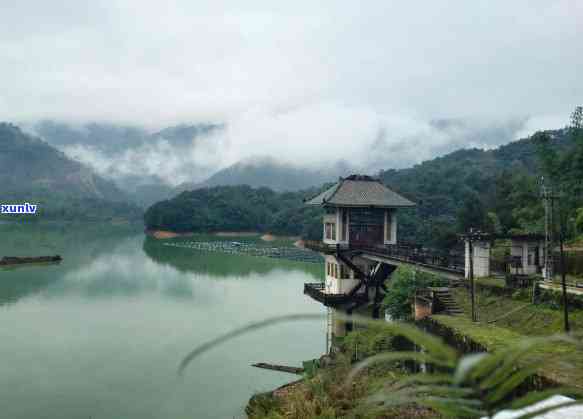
337, 208, 349, 245
384, 210, 397, 245
330, 308, 347, 338
465, 240, 491, 278
324, 255, 375, 295
510, 240, 543, 276
323, 208, 350, 246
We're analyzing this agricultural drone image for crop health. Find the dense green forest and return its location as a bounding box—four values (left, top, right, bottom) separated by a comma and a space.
380, 109, 583, 248
144, 185, 324, 238
146, 108, 583, 248
0, 123, 142, 222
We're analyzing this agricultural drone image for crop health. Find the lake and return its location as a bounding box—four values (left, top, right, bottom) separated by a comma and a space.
0, 223, 325, 419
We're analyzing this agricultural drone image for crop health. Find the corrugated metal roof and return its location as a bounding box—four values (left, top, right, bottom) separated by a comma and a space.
305, 175, 415, 208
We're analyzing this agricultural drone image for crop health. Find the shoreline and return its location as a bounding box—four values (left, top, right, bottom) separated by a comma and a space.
144, 229, 195, 239
146, 229, 302, 243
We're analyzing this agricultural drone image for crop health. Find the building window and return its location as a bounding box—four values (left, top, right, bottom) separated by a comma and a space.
325, 223, 336, 240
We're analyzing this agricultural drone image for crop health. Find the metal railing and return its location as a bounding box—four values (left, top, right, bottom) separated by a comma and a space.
303, 282, 368, 307
351, 243, 465, 274
303, 239, 466, 274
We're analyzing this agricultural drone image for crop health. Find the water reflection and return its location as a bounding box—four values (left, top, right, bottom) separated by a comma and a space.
50, 240, 196, 299
0, 225, 326, 419
0, 223, 141, 305
0, 264, 62, 306
142, 236, 322, 279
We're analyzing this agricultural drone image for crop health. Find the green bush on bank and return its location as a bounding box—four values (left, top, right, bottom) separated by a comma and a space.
382, 267, 448, 321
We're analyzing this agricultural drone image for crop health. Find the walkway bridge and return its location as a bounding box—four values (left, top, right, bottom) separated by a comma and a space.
303, 241, 467, 309
304, 241, 466, 279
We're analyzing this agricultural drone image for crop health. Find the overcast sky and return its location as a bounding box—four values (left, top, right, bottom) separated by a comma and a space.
1, 1, 582, 173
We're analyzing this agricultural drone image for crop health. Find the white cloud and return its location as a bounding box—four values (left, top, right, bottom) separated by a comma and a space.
60, 131, 227, 186
2, 0, 581, 173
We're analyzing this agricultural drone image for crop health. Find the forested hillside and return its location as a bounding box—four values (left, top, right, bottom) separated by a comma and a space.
0, 123, 141, 222
379, 128, 576, 247
144, 185, 324, 238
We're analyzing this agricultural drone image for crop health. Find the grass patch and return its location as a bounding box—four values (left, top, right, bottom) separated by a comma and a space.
434, 287, 583, 389
451, 287, 583, 335
247, 326, 440, 419
475, 276, 506, 288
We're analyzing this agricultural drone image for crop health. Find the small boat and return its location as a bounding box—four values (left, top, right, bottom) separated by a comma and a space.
0, 255, 62, 266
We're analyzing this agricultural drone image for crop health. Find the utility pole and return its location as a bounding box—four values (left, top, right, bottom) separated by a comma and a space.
558, 204, 570, 333
467, 229, 477, 322
541, 177, 554, 281
541, 180, 570, 333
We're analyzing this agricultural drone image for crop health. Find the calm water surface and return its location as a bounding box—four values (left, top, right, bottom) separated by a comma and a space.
0, 224, 325, 419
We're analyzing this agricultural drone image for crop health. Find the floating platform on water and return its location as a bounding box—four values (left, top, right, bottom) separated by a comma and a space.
0, 255, 62, 266
251, 362, 304, 375
163, 240, 323, 263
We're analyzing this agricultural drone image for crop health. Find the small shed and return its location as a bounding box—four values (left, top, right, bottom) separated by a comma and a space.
508, 234, 545, 276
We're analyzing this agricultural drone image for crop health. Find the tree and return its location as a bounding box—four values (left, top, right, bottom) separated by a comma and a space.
485, 211, 502, 235
571, 106, 583, 130
382, 267, 444, 320
533, 131, 561, 183
575, 208, 583, 235
457, 193, 487, 233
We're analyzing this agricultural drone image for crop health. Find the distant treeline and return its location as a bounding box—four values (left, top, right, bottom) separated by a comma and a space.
144, 185, 324, 239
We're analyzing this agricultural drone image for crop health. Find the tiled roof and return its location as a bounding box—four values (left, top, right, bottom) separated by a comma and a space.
305, 175, 415, 208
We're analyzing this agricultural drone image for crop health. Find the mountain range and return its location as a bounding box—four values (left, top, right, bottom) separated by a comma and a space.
31, 120, 225, 206
176, 157, 352, 193
0, 123, 141, 221
28, 118, 531, 207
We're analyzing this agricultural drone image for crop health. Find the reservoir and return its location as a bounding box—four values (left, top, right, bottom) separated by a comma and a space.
0, 224, 325, 419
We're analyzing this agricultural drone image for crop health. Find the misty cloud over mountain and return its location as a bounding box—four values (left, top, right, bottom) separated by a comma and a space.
32, 121, 225, 190
30, 113, 541, 196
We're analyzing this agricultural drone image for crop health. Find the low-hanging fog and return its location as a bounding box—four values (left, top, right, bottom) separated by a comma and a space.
2, 1, 582, 187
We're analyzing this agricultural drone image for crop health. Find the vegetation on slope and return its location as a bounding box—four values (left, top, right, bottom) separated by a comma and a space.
144, 185, 324, 239
0, 123, 142, 222
382, 267, 446, 321
245, 315, 583, 418
381, 108, 583, 246
247, 325, 437, 419
441, 281, 583, 388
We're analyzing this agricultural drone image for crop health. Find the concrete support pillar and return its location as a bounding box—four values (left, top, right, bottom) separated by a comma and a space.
345, 309, 353, 332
